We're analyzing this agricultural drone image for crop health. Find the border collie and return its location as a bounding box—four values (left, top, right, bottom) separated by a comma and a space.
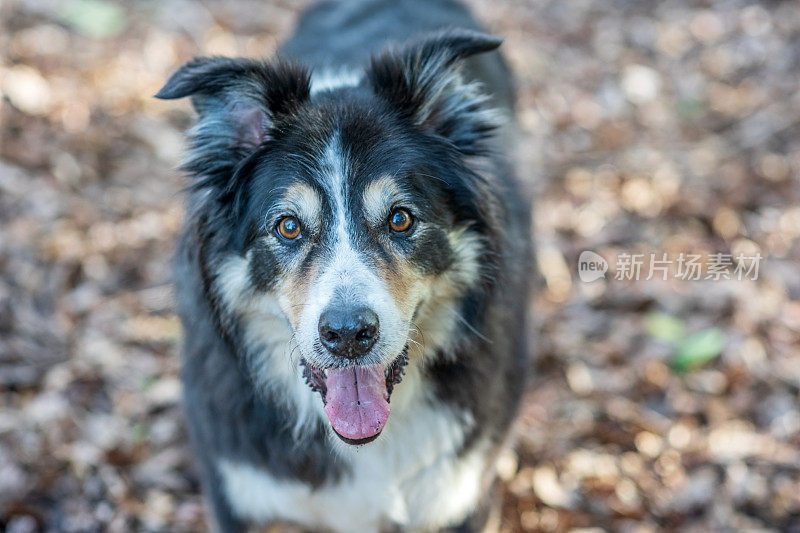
156, 0, 530, 531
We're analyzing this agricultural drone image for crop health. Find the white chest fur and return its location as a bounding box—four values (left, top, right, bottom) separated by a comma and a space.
217, 367, 488, 532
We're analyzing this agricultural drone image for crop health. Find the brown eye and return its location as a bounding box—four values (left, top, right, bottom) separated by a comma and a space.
277, 216, 301, 240
389, 208, 413, 233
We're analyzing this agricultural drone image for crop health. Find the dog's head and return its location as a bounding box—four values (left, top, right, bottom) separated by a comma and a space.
158, 30, 505, 444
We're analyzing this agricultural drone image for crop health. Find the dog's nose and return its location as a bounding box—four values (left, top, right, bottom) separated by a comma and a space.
318, 306, 379, 358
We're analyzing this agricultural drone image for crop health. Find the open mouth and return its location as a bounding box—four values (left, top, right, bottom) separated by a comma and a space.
301, 350, 408, 445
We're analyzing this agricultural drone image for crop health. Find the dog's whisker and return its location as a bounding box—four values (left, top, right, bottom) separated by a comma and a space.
453, 311, 492, 343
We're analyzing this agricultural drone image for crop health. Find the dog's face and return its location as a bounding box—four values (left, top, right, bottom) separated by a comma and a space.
158, 31, 503, 444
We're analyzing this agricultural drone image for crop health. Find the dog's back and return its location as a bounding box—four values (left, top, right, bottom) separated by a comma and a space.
281, 0, 515, 112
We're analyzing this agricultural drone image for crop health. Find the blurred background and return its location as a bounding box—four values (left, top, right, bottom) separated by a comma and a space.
1, 0, 799, 531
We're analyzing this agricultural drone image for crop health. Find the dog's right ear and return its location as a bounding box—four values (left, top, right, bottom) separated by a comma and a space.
156, 56, 310, 162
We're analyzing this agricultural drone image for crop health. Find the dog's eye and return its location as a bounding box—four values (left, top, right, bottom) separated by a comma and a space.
277, 216, 301, 240
388, 208, 413, 233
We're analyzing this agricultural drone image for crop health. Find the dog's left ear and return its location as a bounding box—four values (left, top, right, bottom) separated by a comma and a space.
366, 29, 504, 156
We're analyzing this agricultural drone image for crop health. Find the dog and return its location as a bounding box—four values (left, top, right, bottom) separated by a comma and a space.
156, 0, 530, 531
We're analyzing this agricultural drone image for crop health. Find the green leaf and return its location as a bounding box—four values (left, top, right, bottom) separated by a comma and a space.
645, 312, 686, 344
671, 328, 726, 372
677, 98, 705, 120
60, 0, 127, 39
131, 423, 149, 443
141, 375, 158, 391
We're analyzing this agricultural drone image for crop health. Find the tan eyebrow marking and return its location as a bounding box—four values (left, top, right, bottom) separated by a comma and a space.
362, 176, 405, 226
282, 182, 322, 233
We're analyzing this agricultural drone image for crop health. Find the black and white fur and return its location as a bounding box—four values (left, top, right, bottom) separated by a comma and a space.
156, 0, 530, 531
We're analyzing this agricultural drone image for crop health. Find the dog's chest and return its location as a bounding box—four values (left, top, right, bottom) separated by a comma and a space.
217, 372, 488, 532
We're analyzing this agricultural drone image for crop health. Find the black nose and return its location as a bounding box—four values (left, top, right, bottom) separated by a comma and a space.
318, 306, 379, 358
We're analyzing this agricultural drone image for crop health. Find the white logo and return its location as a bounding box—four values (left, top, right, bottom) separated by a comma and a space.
578, 250, 608, 282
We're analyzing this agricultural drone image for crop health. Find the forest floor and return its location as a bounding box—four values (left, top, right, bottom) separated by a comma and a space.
1, 0, 799, 531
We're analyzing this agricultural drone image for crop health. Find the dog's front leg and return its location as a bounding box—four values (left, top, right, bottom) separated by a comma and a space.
200, 461, 246, 533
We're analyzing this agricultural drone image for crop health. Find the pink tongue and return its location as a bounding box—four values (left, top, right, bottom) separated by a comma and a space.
323, 364, 390, 441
